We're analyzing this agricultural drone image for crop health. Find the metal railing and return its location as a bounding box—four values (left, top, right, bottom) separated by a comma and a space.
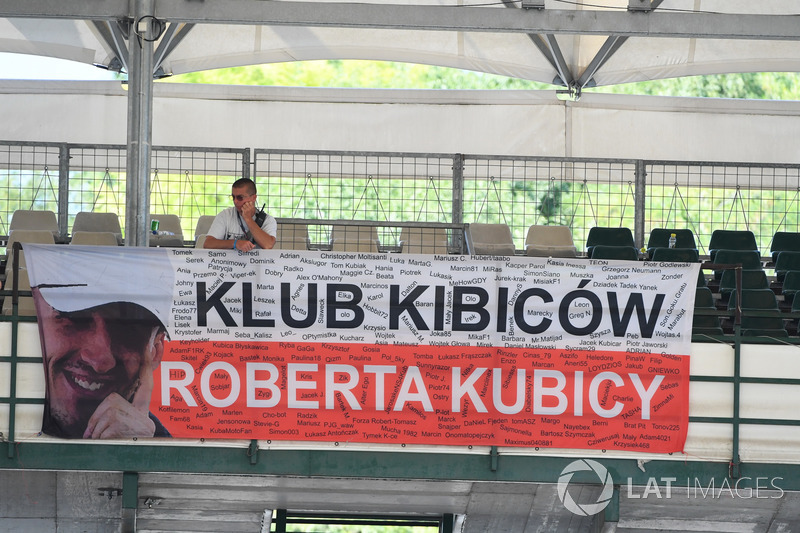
3, 142, 800, 255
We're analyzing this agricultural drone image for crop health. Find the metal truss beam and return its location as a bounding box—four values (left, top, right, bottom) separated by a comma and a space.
3, 441, 800, 491
1, 1, 800, 42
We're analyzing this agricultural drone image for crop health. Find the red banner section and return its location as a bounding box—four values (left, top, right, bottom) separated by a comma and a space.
154, 340, 689, 452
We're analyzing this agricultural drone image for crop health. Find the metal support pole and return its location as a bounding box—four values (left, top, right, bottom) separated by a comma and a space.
452, 153, 464, 252
57, 144, 70, 240
633, 159, 646, 250
125, 0, 156, 247
121, 471, 139, 533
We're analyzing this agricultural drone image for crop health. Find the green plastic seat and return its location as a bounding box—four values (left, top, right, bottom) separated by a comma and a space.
647, 228, 697, 255
728, 289, 788, 338
770, 231, 800, 263
708, 229, 758, 261
693, 287, 723, 337
589, 245, 639, 261
774, 251, 800, 282
711, 249, 763, 281
781, 270, 800, 306
585, 227, 634, 257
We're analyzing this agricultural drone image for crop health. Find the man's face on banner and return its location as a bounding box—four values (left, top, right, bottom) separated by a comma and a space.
33, 289, 165, 438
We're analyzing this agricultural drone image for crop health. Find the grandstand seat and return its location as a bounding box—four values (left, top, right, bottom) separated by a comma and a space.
524, 225, 577, 258
708, 229, 758, 260
649, 247, 705, 286
773, 251, 800, 282
331, 224, 380, 253
791, 296, 800, 336
781, 270, 800, 307
1, 269, 36, 316
647, 228, 697, 255
71, 212, 123, 245
5, 229, 56, 275
466, 223, 516, 256
727, 288, 788, 338
69, 231, 119, 246
276, 223, 310, 251
717, 269, 769, 307
585, 227, 634, 257
194, 215, 215, 241
693, 287, 723, 337
589, 245, 639, 261
148, 214, 185, 247
770, 231, 800, 263
710, 249, 763, 281
400, 227, 449, 254
9, 209, 61, 242
649, 247, 700, 263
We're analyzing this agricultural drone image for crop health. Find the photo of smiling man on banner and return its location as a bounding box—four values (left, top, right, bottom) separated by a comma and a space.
25, 244, 175, 439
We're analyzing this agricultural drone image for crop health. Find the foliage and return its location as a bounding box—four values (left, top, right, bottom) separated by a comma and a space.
165, 60, 800, 100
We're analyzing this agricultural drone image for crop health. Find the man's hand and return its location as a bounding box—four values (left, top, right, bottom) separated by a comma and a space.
83, 334, 160, 439
241, 200, 257, 220
82, 391, 156, 439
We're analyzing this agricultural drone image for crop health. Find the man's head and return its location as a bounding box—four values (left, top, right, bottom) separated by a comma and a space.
33, 289, 166, 437
232, 178, 257, 214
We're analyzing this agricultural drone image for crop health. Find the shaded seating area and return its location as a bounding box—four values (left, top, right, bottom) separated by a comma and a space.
465, 223, 516, 256
524, 225, 577, 258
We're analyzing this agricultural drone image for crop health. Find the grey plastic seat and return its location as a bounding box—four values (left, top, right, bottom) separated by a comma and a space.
400, 227, 449, 254
1, 269, 36, 316
148, 214, 185, 247
331, 224, 379, 252
72, 212, 123, 245
525, 225, 577, 257
9, 209, 60, 242
276, 223, 310, 251
194, 215, 215, 240
467, 223, 516, 256
69, 231, 119, 246
5, 229, 56, 275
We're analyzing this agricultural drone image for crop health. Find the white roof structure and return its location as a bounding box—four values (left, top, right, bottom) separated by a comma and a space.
2, 1, 800, 93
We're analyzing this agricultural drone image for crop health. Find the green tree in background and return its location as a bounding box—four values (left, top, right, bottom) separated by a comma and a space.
165, 60, 800, 100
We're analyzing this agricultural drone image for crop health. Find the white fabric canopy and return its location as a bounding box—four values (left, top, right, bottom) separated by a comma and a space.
2, 1, 800, 89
